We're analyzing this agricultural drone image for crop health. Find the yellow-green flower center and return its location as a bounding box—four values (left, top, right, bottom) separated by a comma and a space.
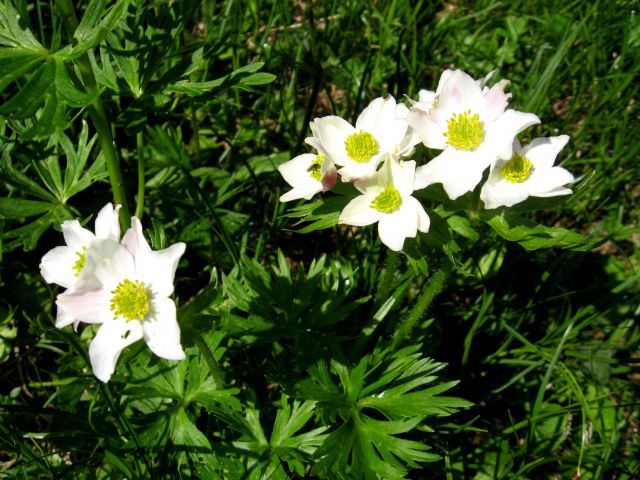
500, 153, 533, 183
307, 154, 325, 181
345, 131, 379, 163
371, 184, 402, 213
110, 279, 150, 321
72, 247, 87, 277
444, 110, 484, 151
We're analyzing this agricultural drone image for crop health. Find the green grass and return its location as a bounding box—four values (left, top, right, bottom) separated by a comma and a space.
0, 0, 638, 478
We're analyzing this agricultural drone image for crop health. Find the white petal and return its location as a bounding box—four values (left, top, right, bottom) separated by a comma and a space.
313, 116, 354, 167
390, 159, 416, 197
523, 135, 570, 170
338, 195, 381, 226
405, 196, 430, 233
89, 318, 143, 382
122, 217, 152, 259
355, 96, 394, 132
142, 298, 185, 361
377, 203, 416, 251
407, 110, 446, 150
55, 302, 77, 329
414, 149, 491, 199
84, 239, 135, 290
94, 203, 121, 241
61, 220, 94, 250
487, 110, 540, 160
337, 160, 380, 182
138, 242, 186, 297
480, 178, 530, 209
278, 154, 321, 190
56, 288, 113, 325
435, 69, 455, 95
417, 89, 437, 107
526, 167, 575, 195
279, 186, 322, 202
40, 246, 77, 289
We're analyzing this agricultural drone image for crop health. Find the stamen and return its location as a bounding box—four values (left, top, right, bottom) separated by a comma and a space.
72, 247, 87, 277
307, 154, 326, 181
500, 153, 533, 183
371, 184, 402, 213
110, 279, 150, 321
444, 110, 484, 151
345, 131, 379, 163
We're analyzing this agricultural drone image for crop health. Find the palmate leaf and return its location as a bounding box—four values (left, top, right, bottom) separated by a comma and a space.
296, 344, 472, 479
210, 396, 327, 480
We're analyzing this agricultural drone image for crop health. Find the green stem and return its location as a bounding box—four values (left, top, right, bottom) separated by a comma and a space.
56, 0, 130, 229
135, 131, 145, 219
390, 261, 452, 350
375, 250, 399, 305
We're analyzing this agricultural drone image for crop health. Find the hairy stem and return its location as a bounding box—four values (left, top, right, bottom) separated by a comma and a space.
135, 131, 145, 219
390, 262, 452, 350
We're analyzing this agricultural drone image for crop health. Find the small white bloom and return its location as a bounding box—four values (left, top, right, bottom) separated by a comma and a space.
480, 135, 574, 209
39, 203, 121, 328
57, 217, 186, 382
278, 152, 337, 202
407, 70, 540, 199
313, 96, 412, 181
339, 157, 430, 251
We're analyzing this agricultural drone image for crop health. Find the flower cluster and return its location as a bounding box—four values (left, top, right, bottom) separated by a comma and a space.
40, 204, 186, 382
278, 69, 574, 251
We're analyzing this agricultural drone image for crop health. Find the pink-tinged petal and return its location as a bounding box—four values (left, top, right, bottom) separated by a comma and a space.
56, 288, 113, 325
94, 203, 121, 241
437, 70, 485, 119
138, 242, 185, 297
523, 135, 570, 170
377, 203, 416, 251
142, 298, 185, 361
338, 195, 381, 226
480, 179, 529, 209
61, 220, 94, 250
122, 217, 152, 259
322, 168, 338, 191
483, 80, 511, 121
487, 110, 540, 160
40, 246, 77, 289
407, 110, 447, 150
526, 167, 575, 195
89, 318, 143, 382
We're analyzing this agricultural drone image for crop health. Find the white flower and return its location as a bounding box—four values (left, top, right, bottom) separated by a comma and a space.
57, 217, 186, 382
480, 135, 574, 209
312, 96, 412, 181
339, 157, 430, 251
39, 203, 121, 328
407, 70, 540, 199
278, 152, 337, 202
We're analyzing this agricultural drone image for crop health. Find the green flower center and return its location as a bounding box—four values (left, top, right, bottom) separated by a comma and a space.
72, 247, 87, 277
500, 153, 533, 183
444, 110, 484, 151
307, 154, 325, 181
345, 131, 379, 163
110, 279, 150, 321
371, 184, 402, 213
